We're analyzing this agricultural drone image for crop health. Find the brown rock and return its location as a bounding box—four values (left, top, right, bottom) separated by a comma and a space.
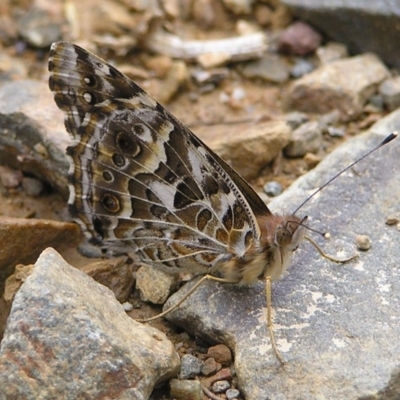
4, 264, 33, 305
284, 53, 390, 121
207, 344, 232, 366
278, 21, 322, 55
204, 120, 291, 180
81, 257, 134, 303
0, 217, 81, 281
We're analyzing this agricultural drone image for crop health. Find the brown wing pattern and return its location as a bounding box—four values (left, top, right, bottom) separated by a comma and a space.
48, 42, 270, 273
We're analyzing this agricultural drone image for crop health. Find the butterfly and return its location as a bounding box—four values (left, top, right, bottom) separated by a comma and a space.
47, 41, 328, 364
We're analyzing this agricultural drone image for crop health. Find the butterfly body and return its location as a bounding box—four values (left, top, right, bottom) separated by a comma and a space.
49, 42, 305, 286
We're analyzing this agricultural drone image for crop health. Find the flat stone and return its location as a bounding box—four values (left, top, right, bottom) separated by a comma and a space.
284, 120, 323, 157
0, 217, 81, 280
239, 54, 290, 83
205, 120, 292, 180
0, 248, 180, 399
163, 109, 400, 399
283, 53, 390, 121
0, 80, 70, 198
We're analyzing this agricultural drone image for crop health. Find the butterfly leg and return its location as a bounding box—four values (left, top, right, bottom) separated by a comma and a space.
265, 275, 285, 365
305, 235, 358, 263
138, 274, 238, 323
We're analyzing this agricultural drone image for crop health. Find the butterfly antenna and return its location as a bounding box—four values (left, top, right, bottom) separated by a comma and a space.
292, 132, 398, 216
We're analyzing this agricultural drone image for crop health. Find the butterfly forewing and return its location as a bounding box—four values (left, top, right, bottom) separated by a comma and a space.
48, 42, 270, 273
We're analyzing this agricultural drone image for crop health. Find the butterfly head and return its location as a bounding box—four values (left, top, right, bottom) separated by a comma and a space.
274, 216, 308, 251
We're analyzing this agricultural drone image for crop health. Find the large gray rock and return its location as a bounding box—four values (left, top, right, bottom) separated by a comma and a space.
0, 248, 180, 400
281, 0, 400, 68
164, 110, 400, 399
0, 80, 70, 198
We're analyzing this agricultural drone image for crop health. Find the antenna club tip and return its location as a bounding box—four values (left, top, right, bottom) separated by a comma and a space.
382, 132, 398, 145
324, 232, 331, 239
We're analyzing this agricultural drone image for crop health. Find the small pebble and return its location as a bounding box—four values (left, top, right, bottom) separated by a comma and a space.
386, 217, 399, 226
303, 152, 322, 169
170, 379, 203, 400
179, 354, 203, 379
355, 235, 371, 251
22, 177, 44, 197
263, 181, 283, 197
290, 58, 315, 78
122, 302, 133, 312
207, 344, 232, 366
226, 388, 241, 400
327, 126, 345, 137
212, 379, 231, 393
284, 111, 309, 129
201, 357, 220, 376
0, 166, 23, 188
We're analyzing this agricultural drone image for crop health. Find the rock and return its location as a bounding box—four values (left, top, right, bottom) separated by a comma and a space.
284, 111, 309, 129
281, 0, 400, 68
200, 368, 233, 390
303, 152, 322, 169
17, 7, 62, 48
192, 0, 222, 30
239, 54, 290, 83
226, 388, 241, 399
0, 80, 70, 198
379, 76, 400, 111
278, 21, 322, 55
0, 217, 81, 280
0, 248, 180, 399
201, 357, 221, 376
290, 58, 315, 78
21, 176, 44, 196
0, 165, 23, 188
316, 42, 348, 64
81, 256, 134, 303
135, 264, 178, 304
327, 126, 345, 138
157, 61, 189, 104
179, 354, 203, 379
0, 51, 28, 82
207, 344, 232, 366
254, 3, 273, 26
212, 379, 231, 393
162, 110, 400, 398
222, 0, 252, 15
204, 120, 291, 180
263, 181, 283, 197
355, 234, 371, 251
284, 120, 322, 157
169, 379, 203, 400
284, 53, 390, 121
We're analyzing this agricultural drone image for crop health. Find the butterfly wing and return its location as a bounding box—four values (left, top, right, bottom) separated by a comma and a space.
48, 42, 271, 273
